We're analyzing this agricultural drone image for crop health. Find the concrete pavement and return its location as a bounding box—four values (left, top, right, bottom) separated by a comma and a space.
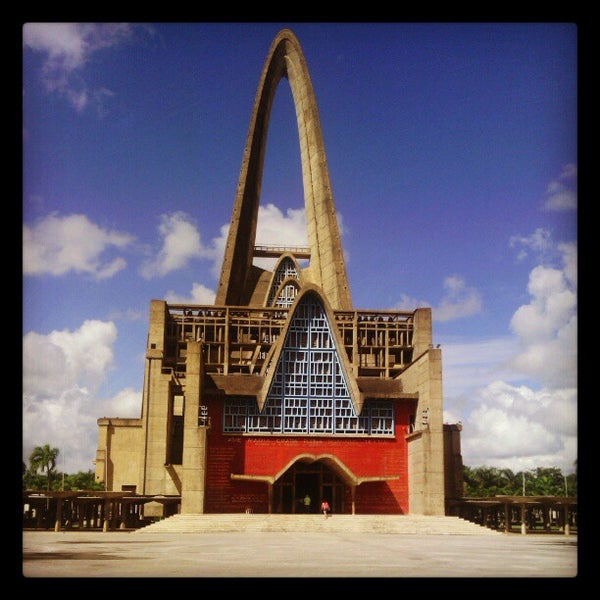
21, 529, 578, 579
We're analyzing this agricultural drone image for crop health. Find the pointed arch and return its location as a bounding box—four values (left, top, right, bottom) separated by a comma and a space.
265, 254, 303, 306
271, 279, 301, 308
215, 29, 352, 310
257, 285, 363, 415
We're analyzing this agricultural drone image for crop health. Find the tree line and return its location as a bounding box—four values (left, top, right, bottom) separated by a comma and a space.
463, 464, 577, 497
22, 444, 578, 497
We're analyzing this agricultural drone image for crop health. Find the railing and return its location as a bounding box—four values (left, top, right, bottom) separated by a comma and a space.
253, 244, 311, 258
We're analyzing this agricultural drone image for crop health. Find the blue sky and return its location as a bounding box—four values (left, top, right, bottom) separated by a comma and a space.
22, 22, 577, 475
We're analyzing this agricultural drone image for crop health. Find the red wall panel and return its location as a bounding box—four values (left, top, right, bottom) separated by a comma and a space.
204, 399, 412, 514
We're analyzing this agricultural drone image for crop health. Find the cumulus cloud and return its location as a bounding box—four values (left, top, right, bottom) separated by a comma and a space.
433, 275, 483, 322
102, 387, 141, 419
209, 203, 310, 277
23, 213, 134, 279
165, 282, 216, 305
253, 204, 308, 270
456, 381, 577, 473
509, 242, 577, 388
140, 212, 214, 278
443, 238, 577, 474
23, 320, 122, 473
23, 22, 141, 114
200, 202, 345, 280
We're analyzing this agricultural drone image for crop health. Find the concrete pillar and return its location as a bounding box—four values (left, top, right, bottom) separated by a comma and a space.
404, 348, 445, 515
54, 498, 62, 532
543, 505, 551, 531
563, 505, 570, 536
181, 342, 208, 514
102, 499, 112, 532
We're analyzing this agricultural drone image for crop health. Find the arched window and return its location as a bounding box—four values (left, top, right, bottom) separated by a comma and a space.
266, 257, 299, 306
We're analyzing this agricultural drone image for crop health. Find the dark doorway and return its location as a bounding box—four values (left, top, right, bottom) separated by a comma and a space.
273, 461, 346, 514
296, 472, 319, 513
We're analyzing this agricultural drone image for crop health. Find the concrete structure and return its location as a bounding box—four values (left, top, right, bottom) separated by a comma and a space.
95, 29, 463, 518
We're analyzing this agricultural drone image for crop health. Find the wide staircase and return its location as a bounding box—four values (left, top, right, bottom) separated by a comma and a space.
135, 513, 501, 535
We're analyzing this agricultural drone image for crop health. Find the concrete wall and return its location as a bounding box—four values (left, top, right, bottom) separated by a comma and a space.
400, 347, 445, 515
95, 418, 142, 491
181, 341, 208, 514
444, 423, 464, 501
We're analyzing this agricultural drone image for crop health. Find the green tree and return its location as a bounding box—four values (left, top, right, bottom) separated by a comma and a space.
28, 444, 60, 491
498, 468, 522, 495
57, 470, 103, 491
464, 464, 577, 498
463, 466, 513, 497
565, 460, 577, 497
525, 467, 565, 496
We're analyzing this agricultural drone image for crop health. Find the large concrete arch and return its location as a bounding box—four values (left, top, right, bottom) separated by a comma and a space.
215, 29, 352, 310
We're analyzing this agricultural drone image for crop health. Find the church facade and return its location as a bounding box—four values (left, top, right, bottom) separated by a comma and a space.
95, 29, 463, 517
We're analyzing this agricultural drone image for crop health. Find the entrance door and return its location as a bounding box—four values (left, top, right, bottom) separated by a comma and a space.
273, 461, 346, 514
296, 472, 319, 513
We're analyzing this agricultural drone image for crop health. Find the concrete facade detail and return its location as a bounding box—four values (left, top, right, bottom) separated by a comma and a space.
95, 29, 460, 518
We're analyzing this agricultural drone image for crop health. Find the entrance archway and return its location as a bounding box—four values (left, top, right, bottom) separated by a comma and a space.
273, 461, 346, 514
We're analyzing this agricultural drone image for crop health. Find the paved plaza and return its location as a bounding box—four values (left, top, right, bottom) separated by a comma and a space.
21, 530, 578, 579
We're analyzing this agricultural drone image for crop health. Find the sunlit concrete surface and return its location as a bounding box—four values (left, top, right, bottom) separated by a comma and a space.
22, 530, 577, 579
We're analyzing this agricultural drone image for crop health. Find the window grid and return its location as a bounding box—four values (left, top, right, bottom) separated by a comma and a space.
223, 397, 393, 435
222, 295, 394, 435
267, 257, 299, 306
275, 282, 299, 307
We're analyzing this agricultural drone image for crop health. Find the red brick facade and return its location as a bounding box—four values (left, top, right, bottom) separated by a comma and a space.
203, 398, 414, 514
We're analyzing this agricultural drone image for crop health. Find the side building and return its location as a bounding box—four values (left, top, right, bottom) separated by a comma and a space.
95, 29, 463, 517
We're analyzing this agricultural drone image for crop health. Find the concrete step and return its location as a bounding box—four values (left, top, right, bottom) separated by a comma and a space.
135, 513, 501, 535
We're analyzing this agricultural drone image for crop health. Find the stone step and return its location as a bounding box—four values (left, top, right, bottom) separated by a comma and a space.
135, 513, 501, 535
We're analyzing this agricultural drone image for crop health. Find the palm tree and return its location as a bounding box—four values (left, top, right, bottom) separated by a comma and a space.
29, 444, 60, 491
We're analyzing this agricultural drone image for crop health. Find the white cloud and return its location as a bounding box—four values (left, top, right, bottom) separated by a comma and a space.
256, 204, 307, 246
165, 282, 216, 304
542, 163, 577, 211
509, 227, 553, 262
140, 212, 214, 278
441, 337, 518, 399
210, 222, 230, 279
23, 213, 134, 279
509, 243, 577, 388
253, 204, 308, 270
392, 276, 481, 321
106, 308, 146, 322
456, 381, 577, 474
433, 275, 482, 322
23, 320, 119, 473
102, 387, 141, 419
391, 293, 429, 311
209, 203, 311, 277
443, 239, 577, 474
23, 23, 138, 113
